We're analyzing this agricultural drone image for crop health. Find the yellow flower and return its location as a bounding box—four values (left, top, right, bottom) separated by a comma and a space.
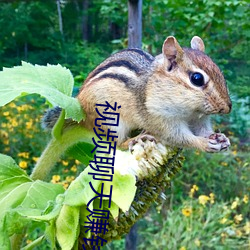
243, 195, 248, 204
9, 102, 16, 108
19, 161, 28, 169
11, 119, 18, 127
3, 111, 9, 116
17, 105, 30, 112
231, 198, 240, 209
234, 214, 243, 224
220, 217, 228, 224
179, 247, 186, 250
182, 207, 192, 217
66, 176, 75, 182
70, 165, 77, 172
189, 184, 199, 197
244, 221, 250, 234
62, 160, 69, 166
194, 238, 201, 247
18, 152, 30, 159
26, 121, 33, 129
51, 175, 61, 183
232, 150, 237, 156
32, 157, 39, 162
221, 162, 228, 167
0, 130, 8, 138
63, 182, 69, 189
209, 193, 215, 204
75, 159, 81, 165
198, 195, 210, 206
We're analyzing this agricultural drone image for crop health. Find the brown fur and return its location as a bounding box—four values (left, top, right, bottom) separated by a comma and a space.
77, 36, 232, 152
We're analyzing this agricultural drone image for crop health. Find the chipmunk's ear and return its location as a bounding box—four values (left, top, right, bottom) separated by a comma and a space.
162, 36, 184, 63
191, 36, 205, 52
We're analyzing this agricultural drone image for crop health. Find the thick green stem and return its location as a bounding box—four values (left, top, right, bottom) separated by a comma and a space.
30, 125, 94, 181
11, 126, 94, 249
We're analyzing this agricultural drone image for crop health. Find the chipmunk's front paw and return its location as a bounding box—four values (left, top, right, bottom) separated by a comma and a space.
129, 134, 156, 152
206, 133, 230, 152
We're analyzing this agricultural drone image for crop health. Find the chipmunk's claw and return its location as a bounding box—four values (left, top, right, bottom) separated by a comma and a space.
207, 133, 230, 152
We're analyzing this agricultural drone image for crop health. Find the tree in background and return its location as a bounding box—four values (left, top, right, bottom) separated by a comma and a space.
128, 0, 142, 48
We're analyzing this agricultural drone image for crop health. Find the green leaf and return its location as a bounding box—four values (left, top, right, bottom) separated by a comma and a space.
26, 201, 63, 222
0, 62, 85, 122
3, 210, 31, 238
0, 183, 33, 246
20, 181, 64, 212
0, 176, 32, 201
45, 220, 56, 249
21, 235, 45, 250
103, 200, 119, 220
56, 205, 80, 250
0, 182, 32, 215
0, 154, 30, 181
64, 168, 99, 207
66, 141, 95, 165
0, 154, 65, 242
103, 170, 136, 212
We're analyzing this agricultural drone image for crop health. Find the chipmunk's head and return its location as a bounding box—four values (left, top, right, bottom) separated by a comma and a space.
158, 36, 232, 115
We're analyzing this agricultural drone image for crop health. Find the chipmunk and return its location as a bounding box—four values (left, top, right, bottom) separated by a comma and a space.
44, 36, 232, 153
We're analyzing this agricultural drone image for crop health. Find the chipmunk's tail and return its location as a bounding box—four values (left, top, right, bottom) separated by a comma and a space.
41, 106, 62, 130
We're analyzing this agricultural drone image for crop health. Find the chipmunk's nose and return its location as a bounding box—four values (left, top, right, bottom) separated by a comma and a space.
219, 101, 232, 114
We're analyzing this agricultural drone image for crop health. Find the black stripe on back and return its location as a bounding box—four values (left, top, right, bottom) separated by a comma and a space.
96, 73, 130, 85
125, 48, 154, 62
91, 60, 140, 79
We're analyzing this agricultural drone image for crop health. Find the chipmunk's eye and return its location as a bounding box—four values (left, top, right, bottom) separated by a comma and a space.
190, 72, 204, 87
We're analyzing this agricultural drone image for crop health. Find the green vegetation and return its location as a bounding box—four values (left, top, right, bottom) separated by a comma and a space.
0, 0, 249, 249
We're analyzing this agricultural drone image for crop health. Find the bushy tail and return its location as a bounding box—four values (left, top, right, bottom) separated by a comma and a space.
41, 106, 62, 130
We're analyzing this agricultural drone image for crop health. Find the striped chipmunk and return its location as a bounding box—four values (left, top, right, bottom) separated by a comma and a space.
43, 36, 232, 153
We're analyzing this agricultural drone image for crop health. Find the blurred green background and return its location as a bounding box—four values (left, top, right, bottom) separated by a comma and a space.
0, 0, 249, 249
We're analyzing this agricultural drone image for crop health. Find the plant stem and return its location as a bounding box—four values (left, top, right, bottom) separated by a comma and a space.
30, 125, 94, 181
12, 126, 93, 249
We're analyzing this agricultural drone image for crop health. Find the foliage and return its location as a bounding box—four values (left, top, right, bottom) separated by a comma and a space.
106, 141, 250, 249
173, 145, 250, 203
0, 155, 64, 249
214, 97, 250, 140
0, 96, 47, 172
137, 193, 249, 250
0, 62, 84, 121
